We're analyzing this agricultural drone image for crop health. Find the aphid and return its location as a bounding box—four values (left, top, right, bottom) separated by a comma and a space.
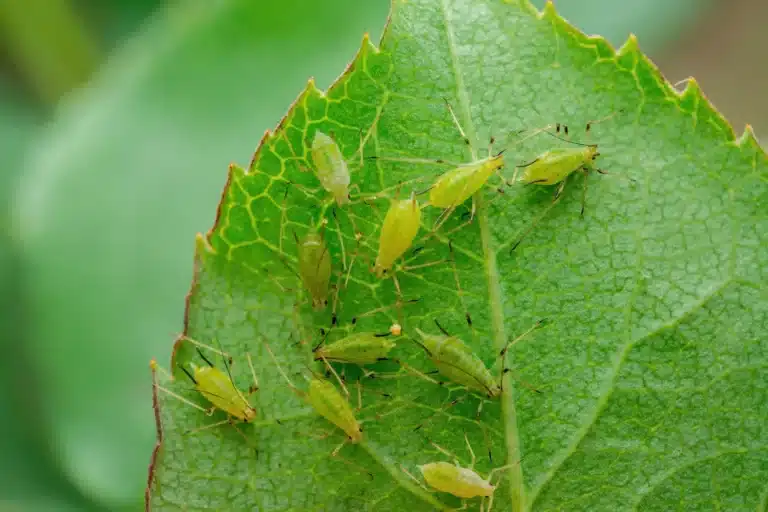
368, 100, 545, 237
265, 343, 363, 453
413, 319, 544, 401
374, 192, 422, 277
404, 434, 515, 512
313, 325, 400, 366
151, 337, 259, 437
510, 111, 628, 250
296, 228, 332, 310
311, 130, 352, 205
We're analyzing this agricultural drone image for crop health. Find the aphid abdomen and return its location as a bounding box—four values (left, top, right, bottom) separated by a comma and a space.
419, 462, 494, 498
315, 332, 396, 365
374, 196, 421, 277
417, 330, 498, 396
297, 231, 332, 310
519, 148, 588, 185
311, 131, 350, 205
430, 155, 504, 208
193, 365, 254, 421
307, 378, 363, 442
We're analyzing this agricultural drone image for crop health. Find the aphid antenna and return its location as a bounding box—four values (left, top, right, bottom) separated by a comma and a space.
433, 319, 451, 337
499, 318, 548, 358
314, 357, 350, 398
263, 342, 302, 396
540, 129, 595, 148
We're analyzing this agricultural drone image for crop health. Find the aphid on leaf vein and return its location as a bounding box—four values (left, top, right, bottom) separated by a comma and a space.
411, 319, 544, 422
150, 336, 259, 442
265, 342, 363, 455
403, 433, 517, 512
296, 228, 332, 310
510, 110, 632, 251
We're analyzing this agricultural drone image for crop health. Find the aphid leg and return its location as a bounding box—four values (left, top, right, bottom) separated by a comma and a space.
185, 418, 231, 436
245, 353, 260, 395
447, 240, 474, 330
331, 208, 348, 272
463, 432, 477, 469
318, 355, 350, 398
181, 336, 231, 362
413, 395, 467, 432
510, 180, 567, 252
400, 465, 433, 493
442, 97, 470, 146
264, 342, 304, 398
154, 383, 215, 416
580, 167, 590, 217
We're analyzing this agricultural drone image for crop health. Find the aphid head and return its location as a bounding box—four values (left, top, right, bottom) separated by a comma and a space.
243, 405, 257, 422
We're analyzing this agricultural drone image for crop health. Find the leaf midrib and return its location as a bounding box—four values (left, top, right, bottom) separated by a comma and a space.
436, 0, 526, 510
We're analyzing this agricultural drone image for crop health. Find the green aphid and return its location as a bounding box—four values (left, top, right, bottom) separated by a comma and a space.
313, 325, 401, 365
296, 229, 332, 310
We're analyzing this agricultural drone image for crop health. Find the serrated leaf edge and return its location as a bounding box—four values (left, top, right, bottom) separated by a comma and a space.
146, 0, 767, 509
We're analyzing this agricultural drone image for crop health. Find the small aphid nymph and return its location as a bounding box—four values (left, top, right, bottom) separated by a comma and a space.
296, 229, 332, 310
313, 331, 397, 366
307, 378, 363, 443
419, 461, 494, 499
374, 193, 421, 277
265, 343, 363, 449
403, 434, 516, 511
414, 327, 500, 398
311, 131, 351, 205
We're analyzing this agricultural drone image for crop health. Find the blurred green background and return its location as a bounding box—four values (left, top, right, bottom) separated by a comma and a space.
1, 0, 765, 510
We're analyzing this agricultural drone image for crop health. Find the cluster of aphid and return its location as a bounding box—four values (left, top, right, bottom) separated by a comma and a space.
151, 99, 628, 509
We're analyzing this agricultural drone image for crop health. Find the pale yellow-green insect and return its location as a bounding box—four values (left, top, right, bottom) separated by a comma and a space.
311, 130, 351, 205
296, 229, 332, 310
374, 192, 421, 277
265, 343, 363, 454
403, 434, 517, 511
150, 336, 259, 443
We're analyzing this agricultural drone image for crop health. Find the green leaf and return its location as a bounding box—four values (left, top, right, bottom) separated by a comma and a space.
148, 0, 768, 510
13, 0, 387, 507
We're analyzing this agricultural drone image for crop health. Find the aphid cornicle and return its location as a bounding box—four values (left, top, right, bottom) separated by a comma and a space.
311, 130, 351, 205
313, 330, 398, 366
374, 193, 421, 277
296, 229, 332, 310
265, 343, 363, 449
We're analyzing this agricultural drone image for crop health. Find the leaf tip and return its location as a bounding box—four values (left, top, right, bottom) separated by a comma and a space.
541, 0, 558, 19
617, 33, 640, 56
736, 124, 764, 152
